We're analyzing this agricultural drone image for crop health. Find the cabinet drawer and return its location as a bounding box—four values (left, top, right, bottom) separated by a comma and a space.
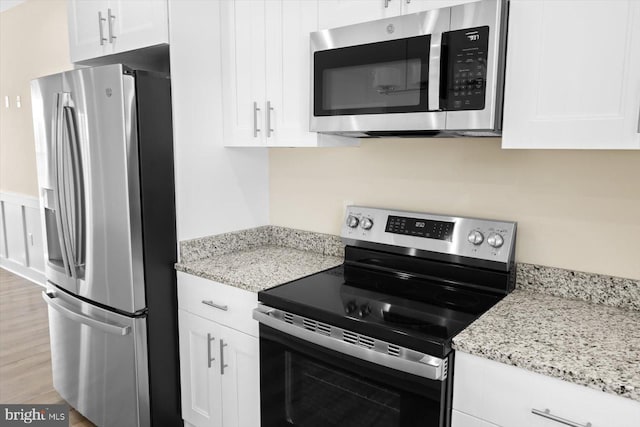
177, 272, 258, 337
453, 351, 640, 427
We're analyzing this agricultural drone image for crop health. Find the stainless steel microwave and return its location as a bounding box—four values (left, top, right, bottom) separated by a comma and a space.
310, 0, 508, 137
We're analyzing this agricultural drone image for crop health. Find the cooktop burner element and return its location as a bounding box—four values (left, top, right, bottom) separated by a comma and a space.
258, 206, 516, 358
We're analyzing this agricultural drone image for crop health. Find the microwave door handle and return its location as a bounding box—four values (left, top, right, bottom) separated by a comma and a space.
63, 106, 85, 269
428, 34, 443, 111
53, 93, 73, 277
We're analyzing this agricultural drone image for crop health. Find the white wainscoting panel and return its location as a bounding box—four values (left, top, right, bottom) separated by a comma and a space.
0, 192, 45, 286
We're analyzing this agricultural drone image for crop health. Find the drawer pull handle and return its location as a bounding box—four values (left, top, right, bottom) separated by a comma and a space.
202, 300, 228, 311
531, 408, 592, 427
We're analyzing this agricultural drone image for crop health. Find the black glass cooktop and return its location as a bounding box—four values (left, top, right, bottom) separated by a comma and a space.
258, 260, 506, 358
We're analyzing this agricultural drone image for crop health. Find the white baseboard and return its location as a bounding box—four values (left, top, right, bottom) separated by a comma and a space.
0, 258, 46, 287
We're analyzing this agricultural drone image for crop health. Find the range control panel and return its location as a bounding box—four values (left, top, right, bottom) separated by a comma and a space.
385, 216, 454, 242
342, 206, 516, 267
441, 26, 490, 111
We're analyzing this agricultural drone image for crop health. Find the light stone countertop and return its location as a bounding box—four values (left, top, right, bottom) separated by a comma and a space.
453, 289, 640, 402
175, 244, 342, 293
175, 226, 344, 293
176, 226, 640, 402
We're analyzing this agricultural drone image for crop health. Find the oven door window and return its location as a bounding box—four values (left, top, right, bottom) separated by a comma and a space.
260, 325, 448, 427
313, 35, 431, 116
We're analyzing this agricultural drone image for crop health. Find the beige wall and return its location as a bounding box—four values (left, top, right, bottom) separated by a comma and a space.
270, 139, 640, 280
0, 0, 71, 197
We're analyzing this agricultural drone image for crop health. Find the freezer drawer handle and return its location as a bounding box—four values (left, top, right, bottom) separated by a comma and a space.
42, 291, 131, 336
202, 300, 228, 311
531, 408, 592, 427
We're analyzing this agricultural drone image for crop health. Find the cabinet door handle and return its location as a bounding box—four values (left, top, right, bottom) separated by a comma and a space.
253, 102, 261, 137
531, 408, 592, 427
384, 0, 391, 8
406, 0, 411, 3
107, 8, 116, 43
207, 333, 215, 368
98, 12, 107, 45
202, 300, 228, 311
220, 339, 228, 375
266, 101, 274, 138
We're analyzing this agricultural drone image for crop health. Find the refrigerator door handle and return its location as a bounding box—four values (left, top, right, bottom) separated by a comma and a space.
53, 93, 74, 278
63, 105, 86, 269
42, 291, 131, 336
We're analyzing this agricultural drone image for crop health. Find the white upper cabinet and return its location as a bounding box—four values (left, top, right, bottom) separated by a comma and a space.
265, 0, 319, 147
220, 0, 267, 146
318, 0, 478, 30
502, 0, 640, 149
401, 0, 479, 15
68, 0, 168, 63
107, 0, 169, 55
318, 0, 402, 29
68, 0, 110, 62
222, 0, 346, 147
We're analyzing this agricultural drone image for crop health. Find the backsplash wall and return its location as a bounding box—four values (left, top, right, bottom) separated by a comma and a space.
269, 138, 640, 280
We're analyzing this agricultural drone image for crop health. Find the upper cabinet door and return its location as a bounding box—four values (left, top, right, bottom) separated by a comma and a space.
68, 0, 110, 62
221, 0, 268, 146
502, 0, 640, 149
264, 0, 319, 146
401, 0, 478, 14
108, 0, 168, 54
68, 0, 168, 63
318, 0, 402, 30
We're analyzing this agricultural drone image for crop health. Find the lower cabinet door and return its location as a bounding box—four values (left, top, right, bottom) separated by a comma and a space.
220, 324, 261, 427
178, 310, 223, 427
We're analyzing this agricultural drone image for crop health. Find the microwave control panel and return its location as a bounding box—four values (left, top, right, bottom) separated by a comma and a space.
441, 26, 490, 111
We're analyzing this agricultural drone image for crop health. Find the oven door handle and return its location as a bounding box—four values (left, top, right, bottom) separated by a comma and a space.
253, 306, 447, 381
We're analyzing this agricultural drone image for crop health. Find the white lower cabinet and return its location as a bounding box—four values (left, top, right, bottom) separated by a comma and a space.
453, 351, 640, 427
177, 273, 260, 427
452, 410, 498, 427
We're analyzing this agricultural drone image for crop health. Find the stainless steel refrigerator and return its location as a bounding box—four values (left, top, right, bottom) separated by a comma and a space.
30, 64, 181, 427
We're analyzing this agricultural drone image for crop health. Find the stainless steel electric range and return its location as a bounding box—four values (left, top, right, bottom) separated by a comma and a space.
253, 206, 516, 427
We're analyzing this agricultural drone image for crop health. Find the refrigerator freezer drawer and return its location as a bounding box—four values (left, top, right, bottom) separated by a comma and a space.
43, 286, 150, 427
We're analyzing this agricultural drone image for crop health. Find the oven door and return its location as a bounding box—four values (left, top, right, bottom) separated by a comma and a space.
258, 323, 452, 427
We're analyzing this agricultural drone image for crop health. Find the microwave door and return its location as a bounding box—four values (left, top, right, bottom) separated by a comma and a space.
310, 9, 450, 134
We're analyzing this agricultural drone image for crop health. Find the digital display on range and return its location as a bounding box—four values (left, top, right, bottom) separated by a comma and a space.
385, 216, 454, 241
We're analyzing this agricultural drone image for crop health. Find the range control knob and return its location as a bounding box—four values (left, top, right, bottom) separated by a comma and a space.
467, 230, 484, 245
361, 217, 374, 230
487, 233, 504, 248
346, 215, 359, 228
345, 300, 358, 315
358, 304, 372, 318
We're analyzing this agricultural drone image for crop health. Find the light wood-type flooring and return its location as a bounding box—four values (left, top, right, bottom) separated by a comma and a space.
0, 268, 94, 426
